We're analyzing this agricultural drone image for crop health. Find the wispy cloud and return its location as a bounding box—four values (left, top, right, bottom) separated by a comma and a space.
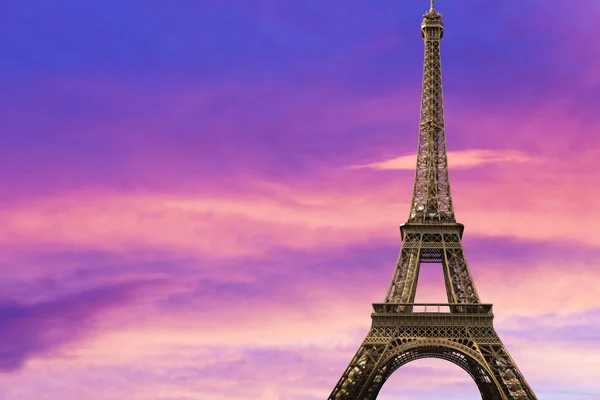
351, 149, 535, 170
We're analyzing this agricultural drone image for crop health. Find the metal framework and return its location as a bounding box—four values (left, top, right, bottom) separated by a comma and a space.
328, 2, 537, 399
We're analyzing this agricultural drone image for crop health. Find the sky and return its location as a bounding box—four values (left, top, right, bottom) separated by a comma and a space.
0, 0, 599, 399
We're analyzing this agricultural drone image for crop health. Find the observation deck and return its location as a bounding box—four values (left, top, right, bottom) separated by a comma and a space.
371, 303, 494, 327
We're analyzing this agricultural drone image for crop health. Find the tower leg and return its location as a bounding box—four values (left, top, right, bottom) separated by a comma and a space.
385, 246, 421, 304
478, 343, 537, 399
329, 341, 387, 400
442, 246, 481, 304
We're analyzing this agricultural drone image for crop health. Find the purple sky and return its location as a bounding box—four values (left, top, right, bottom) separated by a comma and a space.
1, 0, 599, 399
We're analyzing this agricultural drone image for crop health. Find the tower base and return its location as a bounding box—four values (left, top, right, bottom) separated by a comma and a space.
329, 304, 536, 400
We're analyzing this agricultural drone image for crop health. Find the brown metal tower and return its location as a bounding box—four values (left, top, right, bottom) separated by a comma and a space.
328, 2, 537, 399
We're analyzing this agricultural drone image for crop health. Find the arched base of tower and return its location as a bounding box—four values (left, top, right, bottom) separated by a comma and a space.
365, 345, 504, 400
328, 306, 536, 400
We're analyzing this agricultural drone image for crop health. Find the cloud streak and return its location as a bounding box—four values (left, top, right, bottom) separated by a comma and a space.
0, 281, 160, 372
350, 149, 535, 170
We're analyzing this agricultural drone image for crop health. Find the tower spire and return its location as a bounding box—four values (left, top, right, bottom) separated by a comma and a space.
408, 0, 451, 223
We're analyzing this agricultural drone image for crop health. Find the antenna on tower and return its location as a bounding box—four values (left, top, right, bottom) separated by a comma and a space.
430, 0, 435, 11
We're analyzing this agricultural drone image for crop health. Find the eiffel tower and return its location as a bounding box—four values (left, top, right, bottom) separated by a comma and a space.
328, 2, 537, 399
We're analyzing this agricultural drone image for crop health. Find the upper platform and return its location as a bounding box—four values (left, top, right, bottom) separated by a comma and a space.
421, 2, 444, 38
371, 303, 495, 327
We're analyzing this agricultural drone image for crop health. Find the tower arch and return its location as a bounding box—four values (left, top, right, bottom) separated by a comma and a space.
364, 340, 505, 399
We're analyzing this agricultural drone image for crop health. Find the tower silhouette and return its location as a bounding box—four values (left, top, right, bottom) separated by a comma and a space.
328, 2, 537, 399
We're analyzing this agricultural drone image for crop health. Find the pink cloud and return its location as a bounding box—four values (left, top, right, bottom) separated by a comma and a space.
1, 155, 599, 262
351, 149, 535, 170
0, 237, 596, 399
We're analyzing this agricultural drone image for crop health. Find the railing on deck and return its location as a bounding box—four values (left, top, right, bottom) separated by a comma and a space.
372, 303, 493, 315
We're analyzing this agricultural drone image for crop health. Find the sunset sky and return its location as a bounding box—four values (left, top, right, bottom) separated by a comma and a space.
1, 0, 600, 399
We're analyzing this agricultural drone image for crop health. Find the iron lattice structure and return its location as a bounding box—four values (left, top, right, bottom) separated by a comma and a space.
328, 2, 537, 399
